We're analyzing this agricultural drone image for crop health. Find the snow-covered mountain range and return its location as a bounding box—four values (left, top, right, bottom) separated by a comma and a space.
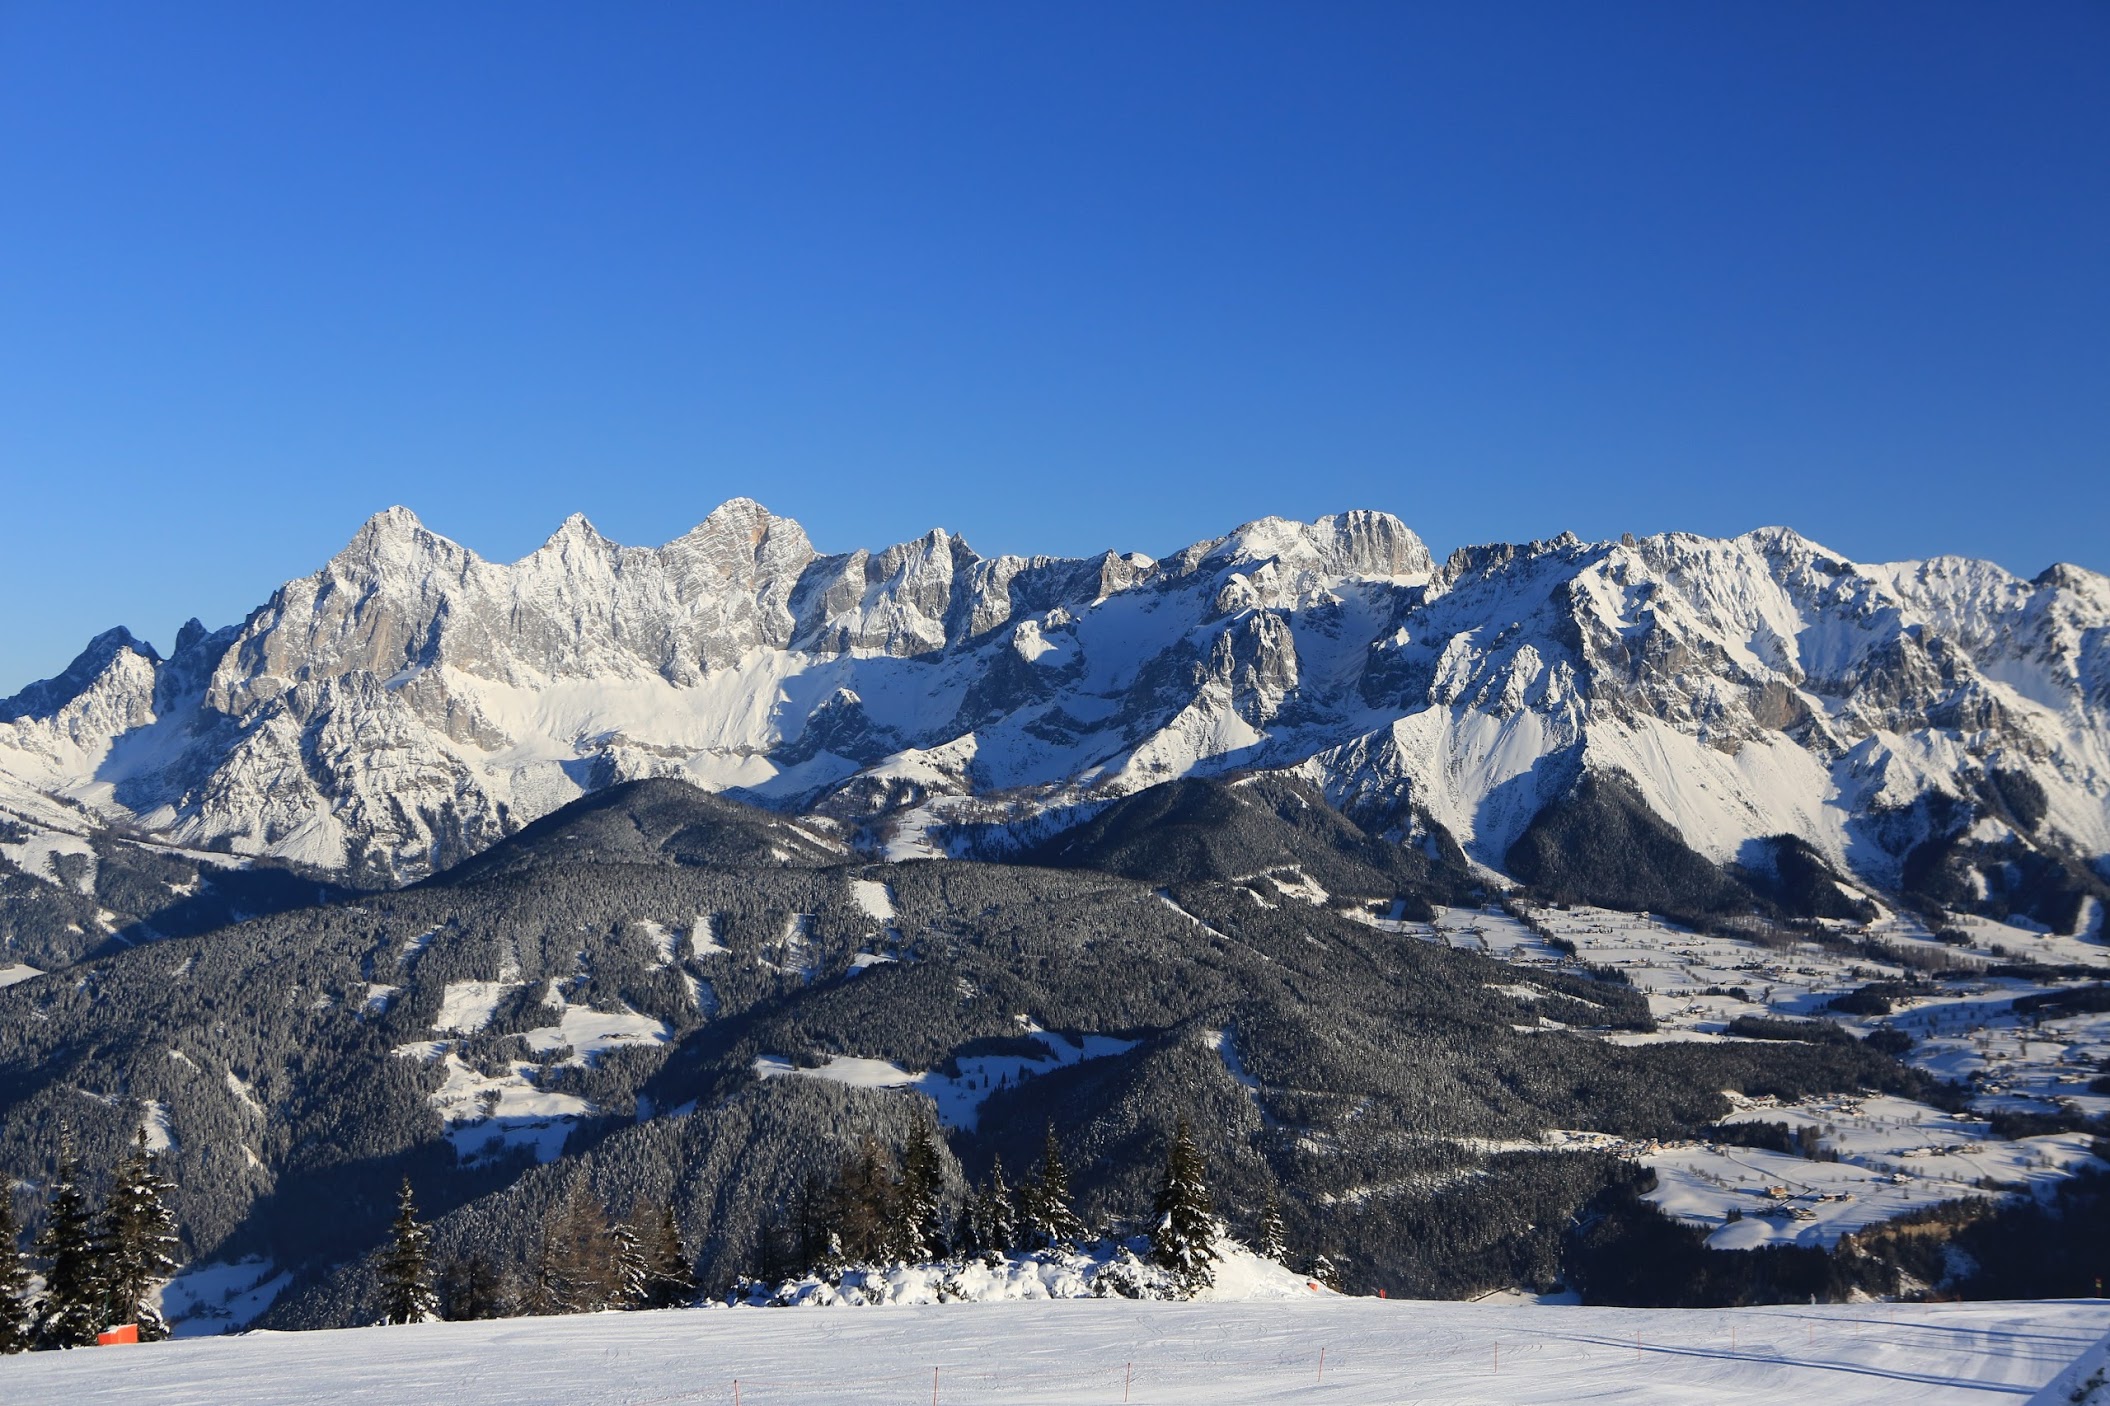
4, 500, 2106, 929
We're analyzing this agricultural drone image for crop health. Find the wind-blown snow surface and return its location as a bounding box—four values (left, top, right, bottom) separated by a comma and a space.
2, 502, 2104, 911
5, 1298, 2103, 1405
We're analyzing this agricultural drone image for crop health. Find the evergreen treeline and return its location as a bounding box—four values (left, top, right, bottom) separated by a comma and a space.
371, 1113, 1246, 1321
2, 1126, 184, 1352
756, 1113, 1234, 1298
374, 1174, 700, 1324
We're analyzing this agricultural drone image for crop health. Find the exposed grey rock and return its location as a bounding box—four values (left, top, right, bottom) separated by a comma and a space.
0, 504, 2103, 932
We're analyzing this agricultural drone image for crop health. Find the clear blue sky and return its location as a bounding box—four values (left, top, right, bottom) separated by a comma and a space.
2, 2, 2105, 691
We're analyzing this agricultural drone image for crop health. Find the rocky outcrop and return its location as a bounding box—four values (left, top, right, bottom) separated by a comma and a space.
1, 503, 2104, 932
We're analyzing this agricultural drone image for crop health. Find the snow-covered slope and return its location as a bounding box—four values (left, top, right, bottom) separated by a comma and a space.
3, 503, 2105, 923
3, 1295, 2102, 1406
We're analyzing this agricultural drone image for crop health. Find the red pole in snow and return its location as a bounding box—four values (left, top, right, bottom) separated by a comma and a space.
933, 1366, 939, 1406
1317, 1346, 1326, 1384
1124, 1362, 1132, 1402
733, 1381, 741, 1406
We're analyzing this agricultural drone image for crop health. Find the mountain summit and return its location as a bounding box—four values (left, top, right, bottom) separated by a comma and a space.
1, 502, 2104, 931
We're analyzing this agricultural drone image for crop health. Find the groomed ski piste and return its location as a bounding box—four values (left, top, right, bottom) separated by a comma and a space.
8, 1248, 2109, 1406
3, 1295, 2106, 1405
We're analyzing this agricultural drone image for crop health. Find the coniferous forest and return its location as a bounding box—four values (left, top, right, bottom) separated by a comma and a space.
0, 777, 2099, 1343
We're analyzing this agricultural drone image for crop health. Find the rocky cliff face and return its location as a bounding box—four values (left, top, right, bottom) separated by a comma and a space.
2, 500, 2104, 929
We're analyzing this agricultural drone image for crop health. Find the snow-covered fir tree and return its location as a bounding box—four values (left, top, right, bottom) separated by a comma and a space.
0, 1190, 31, 1354
818, 1227, 848, 1278
639, 1203, 696, 1309
33, 1128, 105, 1349
1254, 1185, 1288, 1263
1022, 1125, 1086, 1252
99, 1127, 184, 1341
1148, 1118, 1218, 1295
1305, 1251, 1343, 1292
378, 1178, 437, 1325
965, 1155, 1018, 1256
896, 1117, 947, 1261
611, 1214, 648, 1308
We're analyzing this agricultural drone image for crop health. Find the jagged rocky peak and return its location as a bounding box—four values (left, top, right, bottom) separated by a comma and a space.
2034, 561, 2108, 596
532, 510, 615, 557
1184, 509, 1432, 580
662, 497, 817, 582
1308, 509, 1435, 577
172, 617, 210, 656
0, 628, 165, 761
328, 503, 465, 576
2, 501, 2104, 926
0, 626, 158, 723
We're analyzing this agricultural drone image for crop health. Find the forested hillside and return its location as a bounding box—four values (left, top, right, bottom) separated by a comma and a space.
0, 779, 2009, 1337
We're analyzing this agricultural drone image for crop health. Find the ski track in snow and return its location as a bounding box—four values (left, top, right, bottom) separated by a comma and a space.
5, 1297, 2105, 1405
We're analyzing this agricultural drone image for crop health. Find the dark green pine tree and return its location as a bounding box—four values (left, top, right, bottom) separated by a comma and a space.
100, 1128, 184, 1341
832, 1134, 896, 1265
754, 1212, 789, 1288
1023, 1125, 1086, 1252
0, 1191, 32, 1354
437, 1256, 505, 1322
639, 1203, 696, 1308
33, 1129, 105, 1349
1149, 1118, 1218, 1296
972, 1155, 1018, 1256
1254, 1184, 1288, 1264
793, 1174, 829, 1276
1013, 1165, 1042, 1250
377, 1178, 437, 1325
896, 1117, 947, 1262
1305, 1251, 1343, 1293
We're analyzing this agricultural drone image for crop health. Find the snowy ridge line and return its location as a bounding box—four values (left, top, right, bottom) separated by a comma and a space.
5, 499, 2104, 935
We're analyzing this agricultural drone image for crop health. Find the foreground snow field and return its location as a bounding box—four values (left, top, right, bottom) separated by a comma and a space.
4, 1298, 2105, 1406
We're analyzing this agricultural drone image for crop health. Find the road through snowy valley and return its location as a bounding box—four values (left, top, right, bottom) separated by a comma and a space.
3, 1297, 2105, 1406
